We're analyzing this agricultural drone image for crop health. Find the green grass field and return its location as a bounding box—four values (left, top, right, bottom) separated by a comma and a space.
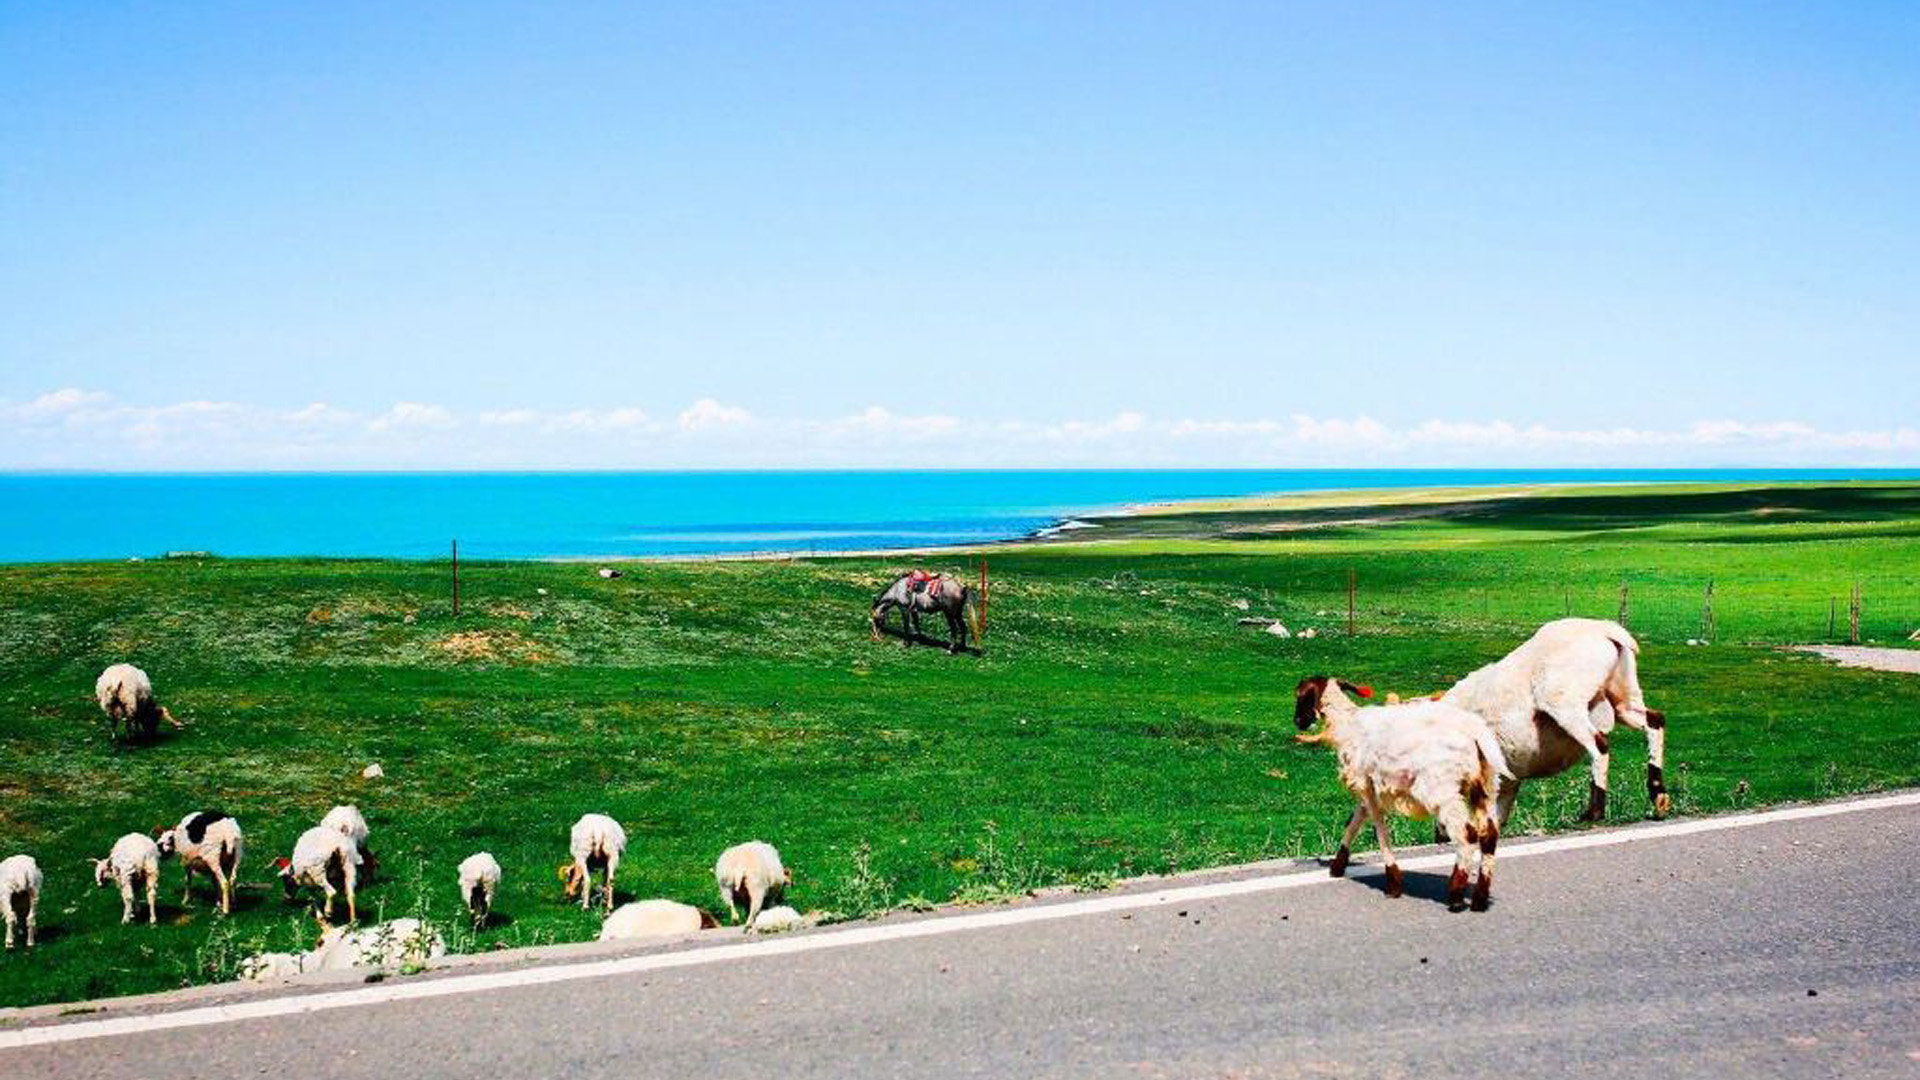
2, 482, 1918, 1009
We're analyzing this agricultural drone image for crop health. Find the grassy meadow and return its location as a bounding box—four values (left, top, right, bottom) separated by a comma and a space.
2, 481, 1918, 1009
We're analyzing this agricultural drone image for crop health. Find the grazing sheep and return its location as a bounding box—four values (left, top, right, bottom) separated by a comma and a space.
559, 814, 626, 911
599, 900, 717, 941
156, 811, 244, 914
457, 852, 502, 927
319, 805, 378, 876
2, 854, 42, 949
93, 663, 180, 740
1441, 618, 1669, 825
1295, 676, 1508, 911
93, 833, 162, 925
276, 826, 362, 923
714, 841, 790, 929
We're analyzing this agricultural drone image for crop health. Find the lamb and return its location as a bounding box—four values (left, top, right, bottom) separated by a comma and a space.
714, 841, 790, 929
276, 826, 362, 923
457, 852, 502, 927
93, 833, 162, 925
2, 854, 42, 949
319, 805, 378, 876
599, 899, 717, 941
1294, 676, 1508, 911
156, 811, 244, 914
93, 663, 181, 740
1441, 617, 1669, 825
559, 813, 626, 911
750, 905, 808, 933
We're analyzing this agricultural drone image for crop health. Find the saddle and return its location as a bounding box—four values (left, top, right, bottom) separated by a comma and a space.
907, 570, 938, 594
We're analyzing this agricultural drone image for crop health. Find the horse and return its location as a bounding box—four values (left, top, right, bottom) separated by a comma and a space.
870, 571, 974, 653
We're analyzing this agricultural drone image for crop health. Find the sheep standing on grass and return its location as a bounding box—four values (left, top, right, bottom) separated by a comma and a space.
93, 833, 162, 925
1441, 618, 1669, 825
276, 826, 362, 924
2, 854, 42, 949
560, 814, 626, 911
1295, 676, 1508, 911
156, 811, 244, 914
320, 805, 378, 877
715, 841, 790, 930
457, 852, 502, 928
94, 663, 181, 740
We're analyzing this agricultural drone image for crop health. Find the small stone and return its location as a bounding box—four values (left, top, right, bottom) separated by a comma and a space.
361, 763, 384, 779
1265, 623, 1291, 639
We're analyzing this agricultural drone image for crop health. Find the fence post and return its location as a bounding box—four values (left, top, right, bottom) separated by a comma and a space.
451, 539, 461, 618
1828, 597, 1837, 640
1347, 569, 1356, 637
1617, 581, 1630, 630
1850, 583, 1861, 644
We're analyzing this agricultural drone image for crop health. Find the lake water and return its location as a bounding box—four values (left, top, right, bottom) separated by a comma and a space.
0, 469, 1909, 563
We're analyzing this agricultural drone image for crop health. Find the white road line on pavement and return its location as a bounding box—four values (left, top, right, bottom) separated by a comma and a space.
6, 789, 1917, 1050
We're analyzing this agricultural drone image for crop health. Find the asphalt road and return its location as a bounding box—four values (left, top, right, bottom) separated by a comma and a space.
7, 798, 1919, 1079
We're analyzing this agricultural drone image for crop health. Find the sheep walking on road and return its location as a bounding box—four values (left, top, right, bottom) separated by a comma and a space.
1442, 618, 1669, 825
2, 854, 42, 949
715, 841, 790, 930
560, 814, 626, 911
94, 833, 162, 925
94, 664, 181, 741
1295, 676, 1508, 911
156, 811, 244, 914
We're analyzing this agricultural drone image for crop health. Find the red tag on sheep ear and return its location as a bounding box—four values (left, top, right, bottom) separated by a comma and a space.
1355, 684, 1374, 698
273, 857, 291, 869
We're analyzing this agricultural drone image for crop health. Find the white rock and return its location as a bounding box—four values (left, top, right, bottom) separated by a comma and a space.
362, 763, 384, 779
1231, 598, 1251, 611
1299, 627, 1317, 639
537, 588, 549, 596
598, 567, 622, 579
1265, 623, 1291, 638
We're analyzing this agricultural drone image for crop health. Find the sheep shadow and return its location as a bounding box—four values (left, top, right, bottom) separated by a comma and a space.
873, 624, 982, 656
1337, 862, 1480, 911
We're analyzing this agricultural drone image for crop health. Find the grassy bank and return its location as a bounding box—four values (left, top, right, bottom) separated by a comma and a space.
2, 482, 1918, 1009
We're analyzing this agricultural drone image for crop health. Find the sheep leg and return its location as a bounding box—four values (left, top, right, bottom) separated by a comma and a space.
119, 879, 135, 924
22, 899, 32, 948
210, 862, 231, 915
1494, 778, 1522, 829
1369, 808, 1403, 898
1328, 806, 1367, 877
144, 871, 158, 925
1471, 819, 1500, 912
602, 854, 619, 912
746, 883, 766, 932
1613, 705, 1672, 818
1543, 702, 1610, 822
1436, 801, 1475, 911
3, 908, 13, 949
344, 867, 358, 923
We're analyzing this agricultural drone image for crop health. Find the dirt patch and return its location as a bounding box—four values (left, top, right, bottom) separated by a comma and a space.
1792, 645, 1920, 674
438, 630, 550, 665
306, 606, 333, 624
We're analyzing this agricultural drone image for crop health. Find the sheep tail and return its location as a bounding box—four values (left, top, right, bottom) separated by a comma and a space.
1475, 728, 1513, 783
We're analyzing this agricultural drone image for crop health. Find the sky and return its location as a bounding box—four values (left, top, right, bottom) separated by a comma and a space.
2, 2, 1916, 469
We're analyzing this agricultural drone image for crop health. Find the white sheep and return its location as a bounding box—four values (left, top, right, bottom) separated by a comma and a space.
599, 900, 716, 941
1295, 676, 1508, 911
457, 852, 502, 927
156, 811, 244, 914
276, 826, 362, 923
2, 854, 42, 949
242, 918, 447, 982
750, 905, 807, 933
714, 841, 790, 929
94, 663, 180, 740
93, 833, 162, 925
559, 814, 626, 911
1441, 617, 1669, 825
319, 805, 378, 876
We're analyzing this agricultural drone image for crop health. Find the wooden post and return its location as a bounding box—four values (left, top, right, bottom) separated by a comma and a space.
1618, 581, 1630, 630
977, 558, 989, 641
451, 539, 460, 618
1347, 569, 1356, 637
1850, 583, 1861, 644
1701, 579, 1714, 641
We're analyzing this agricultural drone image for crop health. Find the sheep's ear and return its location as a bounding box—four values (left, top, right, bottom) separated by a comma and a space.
1292, 676, 1329, 728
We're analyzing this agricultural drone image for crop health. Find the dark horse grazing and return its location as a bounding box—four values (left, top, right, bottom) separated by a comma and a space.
870, 571, 974, 653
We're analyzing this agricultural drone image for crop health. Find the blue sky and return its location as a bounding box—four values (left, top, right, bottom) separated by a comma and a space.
2, 2, 1916, 467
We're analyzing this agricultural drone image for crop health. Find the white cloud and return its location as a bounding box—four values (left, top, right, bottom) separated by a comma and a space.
677, 398, 752, 432
1, 388, 1915, 469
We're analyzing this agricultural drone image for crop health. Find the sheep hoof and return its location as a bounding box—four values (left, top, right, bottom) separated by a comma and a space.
1383, 865, 1404, 898
1327, 849, 1350, 878
1651, 793, 1672, 819
1469, 892, 1492, 913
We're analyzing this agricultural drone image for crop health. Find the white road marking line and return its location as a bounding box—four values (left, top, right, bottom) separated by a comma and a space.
5, 790, 1916, 1050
